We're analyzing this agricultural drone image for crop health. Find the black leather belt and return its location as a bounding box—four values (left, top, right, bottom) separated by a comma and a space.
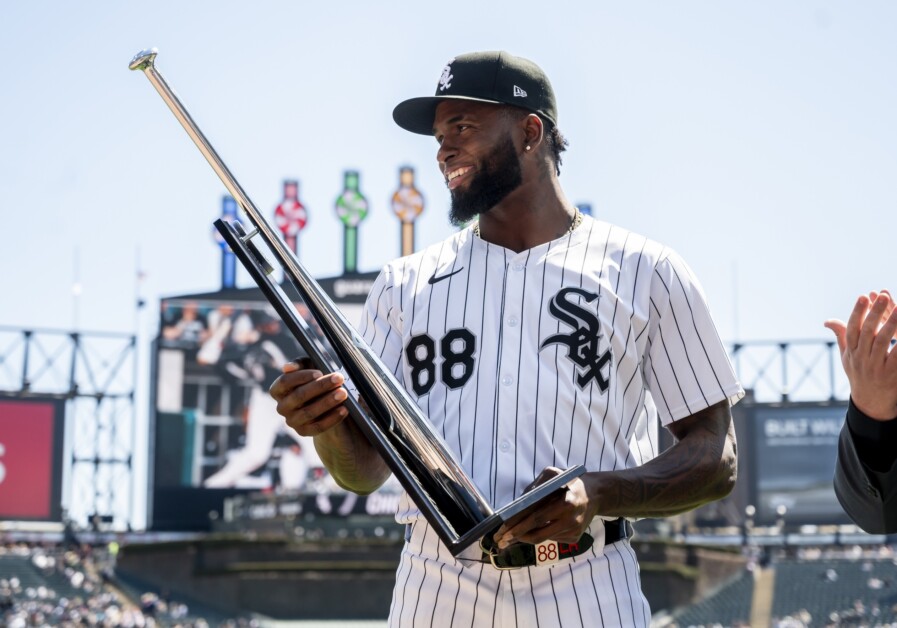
480, 518, 632, 570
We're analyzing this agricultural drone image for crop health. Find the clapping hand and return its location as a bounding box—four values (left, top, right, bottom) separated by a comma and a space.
825, 290, 897, 421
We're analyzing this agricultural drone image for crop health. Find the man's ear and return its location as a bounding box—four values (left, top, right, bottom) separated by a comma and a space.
522, 113, 545, 151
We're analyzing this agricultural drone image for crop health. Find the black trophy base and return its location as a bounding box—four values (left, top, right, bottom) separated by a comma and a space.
445, 465, 587, 556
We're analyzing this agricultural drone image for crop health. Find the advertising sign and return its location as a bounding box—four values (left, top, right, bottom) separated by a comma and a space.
0, 397, 65, 521
752, 403, 849, 524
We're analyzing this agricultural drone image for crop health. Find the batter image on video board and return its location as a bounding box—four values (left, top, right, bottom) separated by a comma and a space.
155, 298, 327, 493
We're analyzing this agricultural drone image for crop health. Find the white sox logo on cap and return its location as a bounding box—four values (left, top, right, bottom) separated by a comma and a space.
439, 59, 454, 91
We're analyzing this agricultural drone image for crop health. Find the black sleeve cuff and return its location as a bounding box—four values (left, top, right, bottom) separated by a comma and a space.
846, 398, 897, 474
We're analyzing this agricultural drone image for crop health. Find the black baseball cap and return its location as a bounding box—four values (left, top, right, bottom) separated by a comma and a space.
393, 51, 558, 136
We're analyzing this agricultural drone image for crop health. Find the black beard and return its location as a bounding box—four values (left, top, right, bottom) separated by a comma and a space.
448, 135, 523, 227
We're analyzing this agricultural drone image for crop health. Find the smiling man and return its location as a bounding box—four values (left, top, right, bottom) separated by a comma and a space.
271, 51, 744, 627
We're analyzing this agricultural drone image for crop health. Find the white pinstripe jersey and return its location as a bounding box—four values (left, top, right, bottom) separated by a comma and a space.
358, 215, 744, 626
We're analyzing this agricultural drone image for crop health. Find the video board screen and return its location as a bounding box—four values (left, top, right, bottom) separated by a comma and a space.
149, 275, 393, 531
0, 396, 65, 521
154, 298, 320, 494
752, 403, 849, 525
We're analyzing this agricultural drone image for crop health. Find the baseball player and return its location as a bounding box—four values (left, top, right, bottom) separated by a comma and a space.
204, 310, 320, 489
271, 51, 744, 627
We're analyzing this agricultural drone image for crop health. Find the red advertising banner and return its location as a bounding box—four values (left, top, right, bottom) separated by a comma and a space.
0, 399, 60, 519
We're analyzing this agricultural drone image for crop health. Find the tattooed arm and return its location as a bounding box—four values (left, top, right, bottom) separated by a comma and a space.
494, 400, 735, 548
587, 399, 737, 518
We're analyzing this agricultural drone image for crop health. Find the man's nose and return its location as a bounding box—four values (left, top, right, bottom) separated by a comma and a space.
437, 141, 456, 172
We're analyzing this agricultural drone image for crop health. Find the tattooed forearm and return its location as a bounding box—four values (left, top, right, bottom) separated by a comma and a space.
315, 417, 391, 495
583, 401, 737, 519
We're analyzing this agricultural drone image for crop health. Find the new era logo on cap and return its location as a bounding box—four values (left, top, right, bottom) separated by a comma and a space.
513, 85, 527, 98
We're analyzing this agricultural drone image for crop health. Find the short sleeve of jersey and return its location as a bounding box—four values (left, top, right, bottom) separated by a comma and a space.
358, 264, 405, 380
644, 249, 744, 425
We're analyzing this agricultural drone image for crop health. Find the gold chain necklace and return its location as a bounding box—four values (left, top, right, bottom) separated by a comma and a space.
473, 208, 583, 239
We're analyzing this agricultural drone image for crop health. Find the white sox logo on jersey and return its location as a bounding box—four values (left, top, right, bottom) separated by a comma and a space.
540, 287, 613, 392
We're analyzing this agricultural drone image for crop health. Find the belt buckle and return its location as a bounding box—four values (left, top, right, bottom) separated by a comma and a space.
479, 536, 524, 571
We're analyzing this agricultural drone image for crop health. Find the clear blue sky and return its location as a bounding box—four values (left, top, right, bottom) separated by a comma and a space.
1, 1, 895, 526
2, 1, 894, 342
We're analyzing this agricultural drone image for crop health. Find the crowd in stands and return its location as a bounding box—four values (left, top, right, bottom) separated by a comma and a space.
0, 541, 257, 627
4, 532, 896, 626
768, 545, 897, 627
669, 543, 897, 627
